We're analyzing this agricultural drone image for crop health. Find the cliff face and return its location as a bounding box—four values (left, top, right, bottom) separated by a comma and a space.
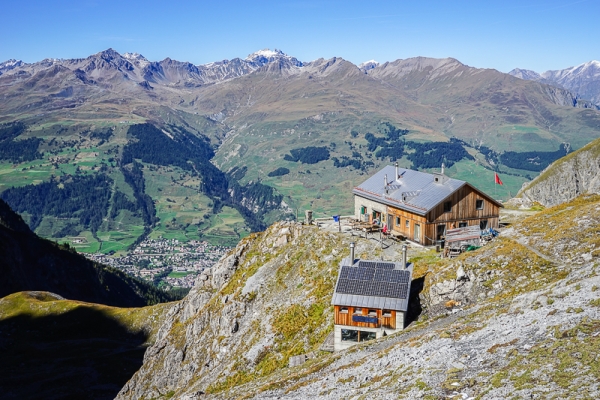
518, 138, 600, 207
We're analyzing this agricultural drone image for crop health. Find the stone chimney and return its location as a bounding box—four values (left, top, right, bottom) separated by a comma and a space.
350, 242, 355, 264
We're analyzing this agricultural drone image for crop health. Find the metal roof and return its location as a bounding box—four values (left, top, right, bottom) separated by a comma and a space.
352, 165, 501, 215
331, 257, 414, 312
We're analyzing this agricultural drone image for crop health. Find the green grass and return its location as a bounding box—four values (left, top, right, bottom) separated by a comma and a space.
168, 271, 193, 278
447, 160, 529, 201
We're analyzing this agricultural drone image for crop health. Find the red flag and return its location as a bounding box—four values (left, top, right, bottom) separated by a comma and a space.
495, 172, 503, 185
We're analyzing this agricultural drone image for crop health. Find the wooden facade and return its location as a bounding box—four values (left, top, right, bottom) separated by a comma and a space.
358, 184, 501, 246
334, 305, 398, 330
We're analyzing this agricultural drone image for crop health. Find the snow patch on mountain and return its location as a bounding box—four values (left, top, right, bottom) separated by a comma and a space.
358, 60, 379, 72
247, 49, 283, 59
246, 48, 303, 67
0, 59, 25, 76
123, 52, 149, 67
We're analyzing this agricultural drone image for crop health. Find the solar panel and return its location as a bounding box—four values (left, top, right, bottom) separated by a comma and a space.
336, 263, 411, 299
358, 261, 396, 270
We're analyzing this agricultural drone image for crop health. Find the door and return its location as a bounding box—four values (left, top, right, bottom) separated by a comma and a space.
414, 224, 421, 242
437, 224, 446, 240
387, 214, 393, 230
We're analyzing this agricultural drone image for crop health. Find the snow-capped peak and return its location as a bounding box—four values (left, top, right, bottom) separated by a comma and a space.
0, 59, 23, 68
246, 49, 285, 60
360, 60, 379, 66
358, 60, 379, 72
245, 48, 303, 67
0, 59, 25, 75
123, 52, 149, 67
123, 52, 147, 61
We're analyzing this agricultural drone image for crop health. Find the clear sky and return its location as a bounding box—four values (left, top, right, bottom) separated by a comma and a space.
2, 0, 599, 73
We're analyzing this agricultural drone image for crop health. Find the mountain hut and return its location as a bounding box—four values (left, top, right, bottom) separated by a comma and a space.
352, 163, 503, 246
331, 243, 413, 351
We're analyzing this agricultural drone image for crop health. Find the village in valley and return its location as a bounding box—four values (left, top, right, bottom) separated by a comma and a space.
85, 237, 230, 289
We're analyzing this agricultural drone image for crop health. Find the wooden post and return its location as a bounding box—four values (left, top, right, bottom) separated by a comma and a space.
380, 229, 383, 260
338, 217, 341, 233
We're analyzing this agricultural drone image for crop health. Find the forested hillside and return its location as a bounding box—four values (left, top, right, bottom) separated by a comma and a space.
0, 121, 289, 253
0, 198, 179, 306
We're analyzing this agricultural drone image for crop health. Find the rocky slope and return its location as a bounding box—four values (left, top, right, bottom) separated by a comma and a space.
117, 222, 359, 398
118, 195, 600, 399
518, 136, 600, 207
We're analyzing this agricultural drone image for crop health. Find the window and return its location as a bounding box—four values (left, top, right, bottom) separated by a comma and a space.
405, 219, 410, 228
476, 199, 484, 210
444, 201, 452, 213
382, 310, 392, 318
341, 329, 376, 343
396, 216, 400, 226
480, 219, 488, 230
459, 222, 467, 228
360, 206, 366, 215
340, 307, 348, 314
354, 307, 363, 314
368, 309, 377, 316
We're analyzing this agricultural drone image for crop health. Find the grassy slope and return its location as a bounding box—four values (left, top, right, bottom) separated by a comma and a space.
0, 291, 172, 400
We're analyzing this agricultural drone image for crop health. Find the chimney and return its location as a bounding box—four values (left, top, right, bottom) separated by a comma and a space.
350, 242, 355, 264
384, 174, 389, 194
395, 161, 399, 180
402, 244, 407, 269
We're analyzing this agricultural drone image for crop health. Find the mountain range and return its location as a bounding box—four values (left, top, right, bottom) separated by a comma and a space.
2, 48, 600, 252
509, 60, 600, 106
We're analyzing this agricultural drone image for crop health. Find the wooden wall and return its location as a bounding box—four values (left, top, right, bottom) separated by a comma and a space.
334, 306, 397, 329
387, 185, 500, 245
428, 185, 500, 224
386, 208, 427, 243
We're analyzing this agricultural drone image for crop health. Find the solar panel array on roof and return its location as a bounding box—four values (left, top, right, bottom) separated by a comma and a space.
336, 265, 410, 299
358, 261, 396, 270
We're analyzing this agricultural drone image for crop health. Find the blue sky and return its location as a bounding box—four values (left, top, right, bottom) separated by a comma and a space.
2, 0, 598, 72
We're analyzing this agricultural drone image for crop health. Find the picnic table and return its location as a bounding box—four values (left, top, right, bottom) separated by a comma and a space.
351, 221, 380, 232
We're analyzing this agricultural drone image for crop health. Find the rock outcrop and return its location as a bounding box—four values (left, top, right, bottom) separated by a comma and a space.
518, 137, 600, 206
117, 222, 357, 399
